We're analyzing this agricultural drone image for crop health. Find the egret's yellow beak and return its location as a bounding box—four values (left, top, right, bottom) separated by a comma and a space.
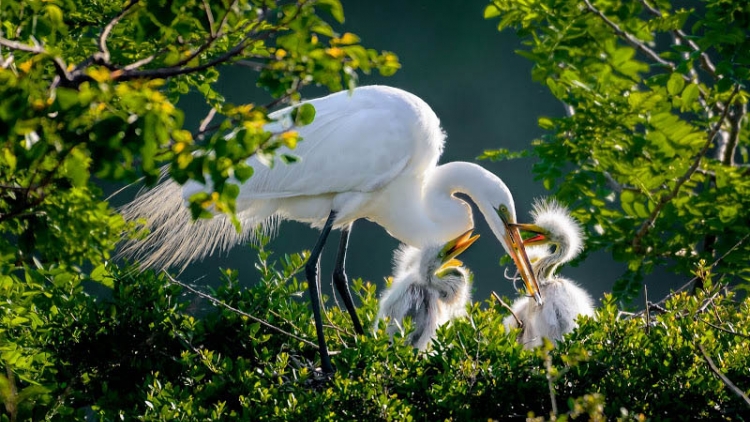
436, 229, 480, 273
510, 223, 549, 247
499, 215, 543, 306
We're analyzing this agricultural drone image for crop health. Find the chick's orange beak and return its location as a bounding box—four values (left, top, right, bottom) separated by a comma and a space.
510, 223, 549, 247
438, 229, 480, 266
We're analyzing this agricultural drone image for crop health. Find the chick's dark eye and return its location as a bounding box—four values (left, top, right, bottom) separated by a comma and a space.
439, 268, 463, 279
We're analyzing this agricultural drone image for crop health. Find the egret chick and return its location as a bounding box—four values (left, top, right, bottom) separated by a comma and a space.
504, 200, 594, 348
376, 230, 478, 350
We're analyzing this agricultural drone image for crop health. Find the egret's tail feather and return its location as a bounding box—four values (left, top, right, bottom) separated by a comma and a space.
117, 179, 270, 272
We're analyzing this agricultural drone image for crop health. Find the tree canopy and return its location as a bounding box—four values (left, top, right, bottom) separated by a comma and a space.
1, 0, 749, 420
483, 0, 750, 301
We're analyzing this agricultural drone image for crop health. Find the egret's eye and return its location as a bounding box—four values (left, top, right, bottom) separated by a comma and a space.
496, 204, 510, 220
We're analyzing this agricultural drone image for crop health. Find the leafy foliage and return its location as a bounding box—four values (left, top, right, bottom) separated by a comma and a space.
483, 0, 750, 300
0, 0, 399, 268
2, 241, 749, 420
2, 0, 749, 419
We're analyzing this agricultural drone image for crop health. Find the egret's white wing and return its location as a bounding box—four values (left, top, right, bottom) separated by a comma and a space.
238, 86, 444, 200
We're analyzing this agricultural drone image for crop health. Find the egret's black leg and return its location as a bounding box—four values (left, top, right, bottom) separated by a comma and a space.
333, 223, 364, 335
305, 211, 337, 374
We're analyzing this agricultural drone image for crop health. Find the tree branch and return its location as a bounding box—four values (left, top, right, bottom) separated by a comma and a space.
699, 319, 750, 341
169, 0, 240, 69
586, 0, 724, 116
583, 0, 675, 70
638, 0, 717, 77
651, 233, 750, 307
632, 86, 740, 251
492, 291, 523, 329
720, 102, 746, 167
697, 343, 750, 408
163, 271, 319, 350
96, 0, 139, 65
0, 36, 45, 54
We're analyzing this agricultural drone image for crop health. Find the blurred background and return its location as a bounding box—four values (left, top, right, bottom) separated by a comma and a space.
114, 0, 683, 311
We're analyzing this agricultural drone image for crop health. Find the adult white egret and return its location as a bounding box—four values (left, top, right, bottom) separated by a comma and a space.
375, 230, 478, 350
503, 199, 594, 348
120, 85, 540, 373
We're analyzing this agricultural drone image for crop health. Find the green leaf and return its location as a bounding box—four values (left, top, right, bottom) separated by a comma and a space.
317, 0, 345, 23
681, 83, 699, 111
293, 103, 316, 126
667, 73, 685, 95
234, 163, 254, 183
484, 4, 501, 19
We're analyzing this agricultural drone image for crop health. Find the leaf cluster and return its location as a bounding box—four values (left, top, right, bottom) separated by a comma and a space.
0, 0, 400, 267
483, 0, 750, 301
2, 241, 749, 420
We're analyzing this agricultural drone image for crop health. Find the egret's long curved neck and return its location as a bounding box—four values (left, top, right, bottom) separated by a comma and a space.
424, 162, 515, 244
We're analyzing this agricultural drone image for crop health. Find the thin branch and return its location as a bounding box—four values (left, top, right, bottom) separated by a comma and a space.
644, 285, 650, 332
115, 31, 260, 82
721, 103, 746, 167
96, 0, 139, 64
169, 0, 240, 69
492, 291, 523, 329
638, 0, 717, 77
544, 351, 559, 417
700, 319, 750, 341
586, 0, 724, 117
0, 36, 45, 54
651, 233, 750, 307
235, 60, 267, 71
632, 86, 740, 251
697, 343, 750, 408
202, 0, 217, 37
583, 0, 675, 70
163, 271, 319, 350
198, 108, 217, 135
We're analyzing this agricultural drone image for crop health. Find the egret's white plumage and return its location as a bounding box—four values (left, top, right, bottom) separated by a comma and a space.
376, 242, 472, 350
120, 86, 536, 285
504, 199, 594, 348
119, 85, 539, 373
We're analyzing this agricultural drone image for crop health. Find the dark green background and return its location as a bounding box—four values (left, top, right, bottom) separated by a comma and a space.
117, 0, 682, 313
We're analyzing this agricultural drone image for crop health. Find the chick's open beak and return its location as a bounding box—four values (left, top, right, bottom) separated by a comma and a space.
510, 223, 549, 247
436, 229, 480, 272
500, 219, 544, 306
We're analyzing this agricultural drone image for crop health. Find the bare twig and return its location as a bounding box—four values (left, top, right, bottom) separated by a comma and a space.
544, 351, 559, 417
235, 60, 267, 71
492, 291, 523, 329
202, 0, 217, 37
632, 86, 740, 251
651, 233, 750, 308
169, 0, 240, 69
583, 0, 674, 70
96, 0, 139, 64
699, 319, 750, 341
0, 36, 45, 54
198, 108, 217, 134
638, 0, 717, 77
122, 51, 162, 71
697, 343, 750, 408
720, 103, 746, 167
644, 285, 650, 332
587, 0, 723, 117
163, 271, 319, 349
